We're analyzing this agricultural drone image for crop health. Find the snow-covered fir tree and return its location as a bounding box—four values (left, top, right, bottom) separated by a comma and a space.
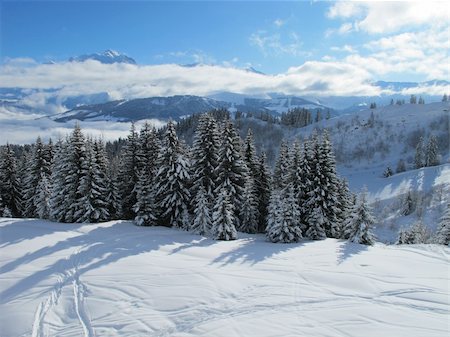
64, 125, 88, 223
346, 189, 376, 245
190, 114, 220, 206
118, 123, 140, 219
267, 185, 303, 243
318, 131, 340, 238
215, 119, 248, 227
273, 140, 290, 190
297, 140, 313, 234
49, 139, 70, 222
190, 185, 212, 235
137, 122, 160, 176
414, 136, 424, 169
425, 135, 439, 167
154, 121, 191, 228
335, 178, 353, 238
434, 204, 450, 245
0, 143, 23, 217
255, 152, 272, 233
133, 170, 158, 226
34, 173, 51, 219
239, 178, 259, 233
304, 133, 327, 240
401, 190, 416, 216
266, 190, 282, 236
73, 138, 110, 223
106, 157, 121, 219
396, 222, 429, 244
23, 137, 53, 217
3, 205, 12, 217
211, 189, 237, 241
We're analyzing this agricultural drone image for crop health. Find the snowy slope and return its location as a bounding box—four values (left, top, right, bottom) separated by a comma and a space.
1, 218, 448, 337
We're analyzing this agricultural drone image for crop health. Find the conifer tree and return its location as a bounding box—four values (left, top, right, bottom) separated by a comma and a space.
239, 178, 259, 233
211, 190, 237, 241
255, 152, 272, 233
298, 140, 313, 234
133, 170, 157, 226
23, 136, 49, 217
0, 144, 23, 217
319, 131, 340, 238
73, 138, 109, 223
35, 173, 51, 219
425, 135, 439, 167
191, 114, 220, 206
415, 136, 424, 169
106, 157, 121, 219
215, 119, 248, 227
346, 189, 376, 245
133, 124, 159, 226
154, 121, 191, 228
190, 185, 212, 235
267, 185, 303, 243
266, 190, 282, 235
305, 132, 327, 240
273, 140, 290, 190
397, 222, 429, 244
435, 204, 450, 245
336, 178, 353, 238
137, 122, 160, 176
64, 125, 88, 223
118, 123, 140, 219
3, 206, 12, 217
49, 139, 71, 222
243, 129, 259, 177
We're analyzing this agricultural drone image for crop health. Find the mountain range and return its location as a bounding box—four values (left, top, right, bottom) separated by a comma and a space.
1, 50, 449, 122
48, 94, 329, 122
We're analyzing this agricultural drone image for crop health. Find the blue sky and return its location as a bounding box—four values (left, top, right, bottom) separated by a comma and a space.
2, 1, 334, 74
1, 1, 449, 102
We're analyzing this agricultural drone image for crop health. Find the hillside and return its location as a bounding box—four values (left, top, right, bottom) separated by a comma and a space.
1, 218, 448, 337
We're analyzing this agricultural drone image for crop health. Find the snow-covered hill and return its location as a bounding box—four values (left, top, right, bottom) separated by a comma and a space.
47, 94, 329, 123
0, 218, 448, 337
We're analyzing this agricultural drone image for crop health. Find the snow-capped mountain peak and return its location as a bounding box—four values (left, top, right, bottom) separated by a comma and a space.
69, 50, 136, 65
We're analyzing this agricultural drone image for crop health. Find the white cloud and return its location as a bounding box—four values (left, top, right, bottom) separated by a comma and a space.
0, 57, 384, 106
326, 2, 363, 19
327, 1, 448, 34
249, 30, 304, 57
274, 18, 285, 27
331, 44, 357, 53
338, 22, 354, 35
0, 108, 166, 145
356, 27, 450, 80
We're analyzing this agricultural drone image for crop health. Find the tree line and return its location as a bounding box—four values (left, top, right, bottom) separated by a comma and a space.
1, 113, 448, 245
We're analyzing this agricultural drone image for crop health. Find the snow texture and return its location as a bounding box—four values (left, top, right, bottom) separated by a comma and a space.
1, 218, 448, 337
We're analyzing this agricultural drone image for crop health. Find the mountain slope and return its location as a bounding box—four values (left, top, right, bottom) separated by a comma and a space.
48, 94, 329, 122
1, 218, 448, 337
68, 49, 136, 64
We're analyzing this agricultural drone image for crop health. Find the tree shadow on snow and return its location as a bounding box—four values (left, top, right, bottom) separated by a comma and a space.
0, 222, 203, 304
336, 240, 369, 265
211, 234, 317, 266
168, 236, 219, 255
0, 218, 85, 249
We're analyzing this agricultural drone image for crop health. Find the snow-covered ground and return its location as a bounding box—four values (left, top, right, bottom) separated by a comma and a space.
1, 218, 448, 337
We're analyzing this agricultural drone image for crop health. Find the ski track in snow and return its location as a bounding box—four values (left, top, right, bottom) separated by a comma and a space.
1, 219, 449, 337
30, 246, 95, 337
